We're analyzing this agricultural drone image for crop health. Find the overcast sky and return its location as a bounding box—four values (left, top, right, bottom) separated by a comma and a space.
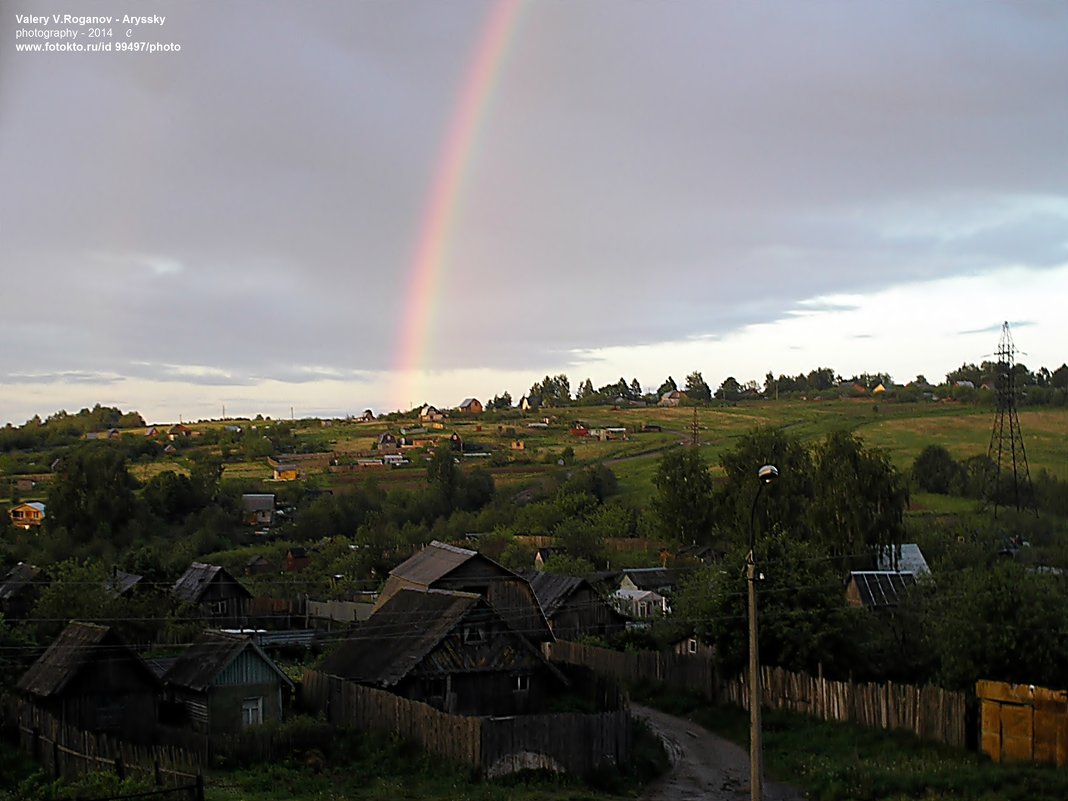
2, 1, 1066, 424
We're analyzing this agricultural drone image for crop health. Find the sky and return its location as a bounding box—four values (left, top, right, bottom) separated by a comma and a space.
2, 0, 1066, 424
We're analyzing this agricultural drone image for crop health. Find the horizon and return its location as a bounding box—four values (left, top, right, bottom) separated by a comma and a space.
4, 2, 1066, 427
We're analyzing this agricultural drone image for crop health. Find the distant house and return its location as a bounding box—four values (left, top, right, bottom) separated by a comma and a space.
163, 444, 177, 456
519, 396, 537, 412
357, 409, 375, 422
0, 562, 44, 621
321, 589, 566, 716
846, 571, 917, 609
17, 621, 159, 736
103, 568, 143, 598
533, 548, 558, 571
612, 588, 669, 619
144, 426, 159, 437
510, 439, 525, 450
876, 544, 931, 576
245, 554, 272, 576
375, 541, 553, 643
172, 563, 251, 627
669, 634, 715, 660
419, 405, 446, 423
167, 424, 192, 440
457, 398, 483, 414
241, 493, 276, 527
162, 631, 293, 733
658, 391, 687, 408
525, 572, 628, 641
83, 428, 120, 441
286, 547, 310, 573
619, 568, 679, 596
9, 501, 45, 530
271, 463, 300, 481
872, 383, 887, 394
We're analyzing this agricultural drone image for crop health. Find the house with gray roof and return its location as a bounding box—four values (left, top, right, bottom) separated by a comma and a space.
846, 571, 917, 609
524, 571, 627, 641
162, 630, 293, 733
322, 589, 565, 716
17, 621, 159, 736
172, 563, 251, 627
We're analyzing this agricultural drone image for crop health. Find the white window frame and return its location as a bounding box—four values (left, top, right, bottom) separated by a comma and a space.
241, 696, 263, 728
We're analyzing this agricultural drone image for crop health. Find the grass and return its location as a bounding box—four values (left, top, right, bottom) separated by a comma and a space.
631, 683, 1068, 801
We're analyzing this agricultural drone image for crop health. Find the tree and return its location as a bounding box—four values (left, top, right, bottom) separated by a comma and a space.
653, 449, 716, 543
715, 376, 742, 401
426, 448, 460, 513
629, 378, 642, 399
1052, 364, 1068, 396
143, 471, 197, 521
47, 446, 137, 543
575, 379, 595, 402
684, 371, 711, 402
911, 445, 965, 494
656, 376, 678, 396
490, 391, 513, 410
808, 431, 908, 563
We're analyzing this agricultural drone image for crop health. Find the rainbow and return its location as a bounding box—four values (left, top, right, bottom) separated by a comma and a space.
390, 0, 524, 411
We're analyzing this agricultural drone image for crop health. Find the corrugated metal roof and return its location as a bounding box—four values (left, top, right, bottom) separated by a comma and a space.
524, 572, 586, 619
163, 631, 292, 693
876, 544, 931, 575
241, 494, 275, 512
849, 571, 916, 608
17, 621, 156, 697
389, 541, 480, 586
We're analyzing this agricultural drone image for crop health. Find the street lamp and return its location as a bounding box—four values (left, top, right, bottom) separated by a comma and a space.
748, 463, 778, 801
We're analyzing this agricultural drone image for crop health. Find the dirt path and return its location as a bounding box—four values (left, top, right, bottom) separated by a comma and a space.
633, 704, 806, 801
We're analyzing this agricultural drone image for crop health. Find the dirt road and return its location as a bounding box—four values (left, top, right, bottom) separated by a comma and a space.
633, 704, 806, 801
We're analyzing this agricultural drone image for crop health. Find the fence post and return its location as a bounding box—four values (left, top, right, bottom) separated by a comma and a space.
114, 755, 125, 781
52, 737, 60, 779
154, 758, 162, 786
195, 770, 205, 801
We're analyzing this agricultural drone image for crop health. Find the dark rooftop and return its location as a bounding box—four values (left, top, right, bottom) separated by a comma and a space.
849, 571, 917, 608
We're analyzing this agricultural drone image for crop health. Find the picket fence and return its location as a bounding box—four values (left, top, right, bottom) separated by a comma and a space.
547, 640, 967, 748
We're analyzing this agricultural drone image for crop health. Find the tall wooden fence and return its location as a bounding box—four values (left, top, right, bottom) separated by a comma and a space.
978, 679, 1068, 766
302, 669, 630, 777
547, 640, 966, 748
2, 696, 202, 794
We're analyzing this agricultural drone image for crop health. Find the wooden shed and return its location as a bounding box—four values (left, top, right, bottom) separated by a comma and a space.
524, 571, 627, 642
16, 622, 159, 737
172, 563, 251, 627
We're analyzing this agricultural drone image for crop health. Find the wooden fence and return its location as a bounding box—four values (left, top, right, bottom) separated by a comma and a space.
977, 679, 1068, 766
2, 696, 203, 796
302, 669, 630, 777
547, 640, 966, 748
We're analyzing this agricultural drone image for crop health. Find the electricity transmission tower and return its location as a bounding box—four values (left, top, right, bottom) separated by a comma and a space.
690, 406, 700, 448
984, 321, 1037, 517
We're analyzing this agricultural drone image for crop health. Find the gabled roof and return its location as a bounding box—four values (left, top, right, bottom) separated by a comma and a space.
458, 398, 480, 409
104, 569, 143, 597
389, 540, 483, 586
17, 621, 158, 697
173, 563, 251, 604
321, 589, 482, 687
848, 571, 916, 608
621, 567, 679, 591
876, 544, 930, 576
524, 571, 586, 618
12, 502, 46, 514
163, 631, 293, 693
241, 494, 275, 512
0, 563, 40, 602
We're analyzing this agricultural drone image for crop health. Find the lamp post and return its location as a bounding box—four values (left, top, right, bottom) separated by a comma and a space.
748, 463, 778, 801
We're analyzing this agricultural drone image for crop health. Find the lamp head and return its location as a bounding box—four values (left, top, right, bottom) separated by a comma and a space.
757, 464, 779, 485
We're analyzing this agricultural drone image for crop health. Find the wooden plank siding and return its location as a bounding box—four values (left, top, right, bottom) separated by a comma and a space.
302, 669, 630, 777
977, 679, 1068, 766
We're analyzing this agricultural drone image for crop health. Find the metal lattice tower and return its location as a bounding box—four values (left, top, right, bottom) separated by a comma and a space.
690, 406, 700, 448
984, 321, 1037, 517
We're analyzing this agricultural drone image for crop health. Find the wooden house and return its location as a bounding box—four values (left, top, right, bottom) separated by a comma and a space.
321, 589, 566, 716
457, 398, 483, 414
241, 493, 276, 526
286, 547, 310, 573
245, 554, 272, 576
670, 634, 715, 660
162, 631, 293, 734
525, 572, 627, 642
0, 562, 44, 621
167, 424, 192, 440
846, 571, 917, 609
9, 501, 46, 530
619, 567, 679, 596
172, 563, 251, 627
375, 541, 553, 643
658, 390, 687, 407
271, 462, 300, 481
612, 588, 669, 619
419, 405, 446, 423
16, 622, 159, 736
103, 568, 143, 598
357, 409, 375, 422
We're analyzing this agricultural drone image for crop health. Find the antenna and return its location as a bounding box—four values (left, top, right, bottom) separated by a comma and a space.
983, 322, 1037, 517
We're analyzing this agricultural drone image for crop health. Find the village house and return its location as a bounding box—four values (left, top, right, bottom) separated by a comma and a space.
172, 563, 251, 627
0, 562, 44, 621
876, 543, 931, 576
375, 541, 553, 643
618, 567, 679, 596
612, 587, 669, 620
17, 621, 159, 737
244, 554, 273, 576
321, 589, 566, 716
658, 390, 687, 407
270, 462, 300, 481
419, 405, 446, 423
357, 409, 375, 422
167, 424, 192, 440
286, 547, 311, 573
846, 571, 917, 609
457, 398, 484, 414
241, 493, 276, 526
103, 567, 143, 598
524, 571, 628, 642
161, 631, 293, 733
8, 501, 45, 529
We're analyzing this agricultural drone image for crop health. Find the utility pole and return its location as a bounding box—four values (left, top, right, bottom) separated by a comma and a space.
748, 464, 778, 801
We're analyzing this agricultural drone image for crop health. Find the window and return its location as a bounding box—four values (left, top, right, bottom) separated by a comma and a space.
513, 674, 530, 693
425, 677, 446, 698
687, 638, 698, 655
209, 600, 228, 616
462, 625, 486, 644
241, 697, 263, 728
